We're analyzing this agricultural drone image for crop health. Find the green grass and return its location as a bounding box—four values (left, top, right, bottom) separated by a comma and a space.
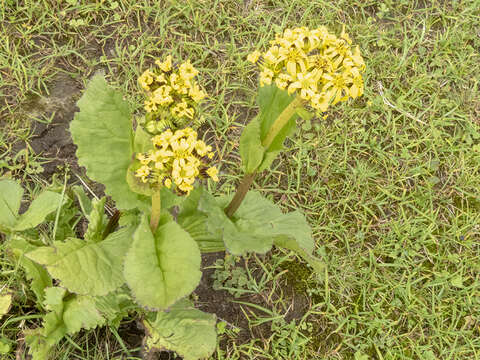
1, 0, 480, 359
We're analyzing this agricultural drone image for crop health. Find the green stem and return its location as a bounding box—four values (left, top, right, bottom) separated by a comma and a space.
150, 188, 161, 233
225, 96, 305, 218
224, 172, 256, 218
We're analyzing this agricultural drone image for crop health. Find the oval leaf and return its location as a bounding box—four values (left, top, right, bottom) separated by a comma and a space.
257, 84, 297, 147
70, 75, 149, 211
123, 215, 201, 310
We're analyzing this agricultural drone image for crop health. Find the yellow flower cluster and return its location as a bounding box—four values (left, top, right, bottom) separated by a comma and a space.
247, 26, 365, 112
138, 56, 208, 134
134, 127, 218, 195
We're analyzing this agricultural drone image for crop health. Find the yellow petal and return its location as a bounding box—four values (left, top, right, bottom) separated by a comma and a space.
286, 60, 297, 76
349, 84, 359, 98
247, 50, 261, 63
156, 55, 172, 72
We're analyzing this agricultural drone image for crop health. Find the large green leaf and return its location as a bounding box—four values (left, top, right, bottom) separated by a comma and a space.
178, 214, 226, 253
233, 193, 314, 255
239, 197, 325, 275
239, 85, 299, 173
222, 220, 273, 255
189, 189, 318, 264
197, 190, 231, 239
180, 188, 260, 254
143, 299, 217, 360
255, 211, 314, 255
26, 226, 135, 296
70, 75, 149, 211
200, 192, 276, 255
0, 179, 23, 228
14, 191, 63, 231
0, 179, 63, 232
8, 236, 52, 303
180, 187, 321, 270
123, 215, 202, 310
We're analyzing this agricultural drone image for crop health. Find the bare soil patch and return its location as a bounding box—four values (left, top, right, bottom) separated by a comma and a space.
27, 74, 81, 179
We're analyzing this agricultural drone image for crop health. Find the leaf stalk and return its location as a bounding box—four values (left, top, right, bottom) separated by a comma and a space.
224, 172, 256, 218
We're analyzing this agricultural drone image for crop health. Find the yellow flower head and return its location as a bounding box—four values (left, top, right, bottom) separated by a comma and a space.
259, 68, 274, 86
151, 85, 173, 107
250, 26, 365, 113
138, 57, 208, 134
134, 127, 218, 195
153, 129, 173, 148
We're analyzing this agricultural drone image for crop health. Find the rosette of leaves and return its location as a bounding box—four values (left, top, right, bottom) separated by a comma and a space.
0, 180, 132, 358
67, 76, 217, 359
0, 178, 215, 359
